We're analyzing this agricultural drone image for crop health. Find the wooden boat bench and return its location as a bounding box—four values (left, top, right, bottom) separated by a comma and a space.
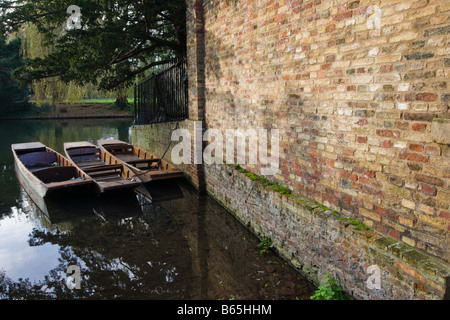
104, 144, 133, 155
12, 142, 47, 155
83, 164, 124, 178
67, 147, 101, 162
126, 158, 160, 169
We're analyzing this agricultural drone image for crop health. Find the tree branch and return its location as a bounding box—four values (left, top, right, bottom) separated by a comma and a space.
109, 41, 158, 65
106, 58, 175, 89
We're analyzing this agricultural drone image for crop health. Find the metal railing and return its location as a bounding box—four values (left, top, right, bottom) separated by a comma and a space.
134, 56, 188, 125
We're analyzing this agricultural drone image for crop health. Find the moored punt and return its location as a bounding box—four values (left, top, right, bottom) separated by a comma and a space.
97, 139, 183, 183
12, 142, 94, 214
64, 141, 142, 193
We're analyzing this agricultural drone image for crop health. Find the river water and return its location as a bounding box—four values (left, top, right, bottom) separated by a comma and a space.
0, 119, 315, 300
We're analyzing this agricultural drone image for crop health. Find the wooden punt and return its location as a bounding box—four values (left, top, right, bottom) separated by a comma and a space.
97, 139, 183, 183
64, 141, 142, 193
12, 142, 94, 213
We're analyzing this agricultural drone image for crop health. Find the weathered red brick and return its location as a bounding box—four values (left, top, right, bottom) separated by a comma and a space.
380, 64, 393, 73
409, 144, 424, 152
439, 210, 450, 221
416, 93, 438, 102
326, 24, 336, 33
375, 205, 386, 215
377, 129, 400, 138
358, 119, 368, 126
421, 184, 437, 196
399, 152, 428, 163
365, 170, 376, 178
388, 229, 401, 240
334, 11, 353, 21
394, 261, 426, 283
381, 140, 392, 148
357, 136, 367, 143
412, 123, 427, 131
415, 174, 444, 186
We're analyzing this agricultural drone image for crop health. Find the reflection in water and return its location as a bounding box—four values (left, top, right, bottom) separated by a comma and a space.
1, 181, 192, 299
0, 189, 61, 283
0, 120, 315, 300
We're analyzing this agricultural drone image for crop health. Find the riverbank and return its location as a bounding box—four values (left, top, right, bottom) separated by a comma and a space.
1, 103, 134, 120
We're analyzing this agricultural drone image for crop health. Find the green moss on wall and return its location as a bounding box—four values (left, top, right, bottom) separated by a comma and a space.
231, 164, 370, 231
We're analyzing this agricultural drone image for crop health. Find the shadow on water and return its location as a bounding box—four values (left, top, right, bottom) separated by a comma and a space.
0, 119, 315, 300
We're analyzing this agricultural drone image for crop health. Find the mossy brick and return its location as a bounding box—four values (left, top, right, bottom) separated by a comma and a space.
424, 278, 448, 297
324, 210, 340, 219
312, 205, 327, 215
369, 247, 395, 266
402, 249, 428, 266
358, 229, 378, 244
416, 258, 449, 278
389, 242, 413, 258
413, 282, 432, 298
386, 184, 411, 197
374, 236, 398, 251
293, 197, 316, 210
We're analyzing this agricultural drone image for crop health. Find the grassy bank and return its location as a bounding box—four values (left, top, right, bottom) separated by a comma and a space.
1, 100, 134, 120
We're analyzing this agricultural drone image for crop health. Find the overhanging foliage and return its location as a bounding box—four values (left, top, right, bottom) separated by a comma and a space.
0, 0, 186, 91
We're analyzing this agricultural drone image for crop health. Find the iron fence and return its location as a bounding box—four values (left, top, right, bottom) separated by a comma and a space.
134, 56, 188, 125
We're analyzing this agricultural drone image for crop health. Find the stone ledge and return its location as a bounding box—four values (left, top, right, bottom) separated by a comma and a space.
374, 236, 449, 279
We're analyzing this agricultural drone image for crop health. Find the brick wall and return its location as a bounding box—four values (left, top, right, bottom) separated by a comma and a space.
202, 0, 450, 263
132, 120, 449, 299
132, 0, 450, 299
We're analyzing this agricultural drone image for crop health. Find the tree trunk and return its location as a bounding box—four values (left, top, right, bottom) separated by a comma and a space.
115, 86, 128, 110
115, 96, 128, 110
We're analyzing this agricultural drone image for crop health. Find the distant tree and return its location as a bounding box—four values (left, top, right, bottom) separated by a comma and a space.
0, 0, 186, 108
21, 23, 85, 106
0, 36, 29, 114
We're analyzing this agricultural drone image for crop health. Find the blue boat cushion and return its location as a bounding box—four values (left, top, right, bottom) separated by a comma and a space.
19, 151, 57, 168
33, 166, 79, 183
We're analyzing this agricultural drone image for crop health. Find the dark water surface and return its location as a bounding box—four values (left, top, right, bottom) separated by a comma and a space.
0, 119, 315, 300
